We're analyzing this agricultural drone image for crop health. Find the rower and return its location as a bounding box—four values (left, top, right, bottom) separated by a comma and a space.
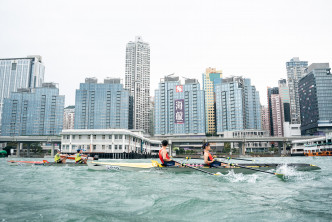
159, 140, 180, 167
75, 149, 87, 164
203, 142, 228, 168
54, 149, 67, 164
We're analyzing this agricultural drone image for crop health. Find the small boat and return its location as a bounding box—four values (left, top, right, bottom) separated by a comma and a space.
87, 160, 320, 174
7, 160, 87, 166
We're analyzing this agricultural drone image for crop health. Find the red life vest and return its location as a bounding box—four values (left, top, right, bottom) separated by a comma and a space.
159, 149, 170, 164
207, 151, 213, 165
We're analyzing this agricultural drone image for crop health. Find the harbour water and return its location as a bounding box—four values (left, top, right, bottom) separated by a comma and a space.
1, 157, 332, 222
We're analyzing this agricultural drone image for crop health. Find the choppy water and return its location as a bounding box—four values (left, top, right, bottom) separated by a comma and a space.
1, 157, 332, 222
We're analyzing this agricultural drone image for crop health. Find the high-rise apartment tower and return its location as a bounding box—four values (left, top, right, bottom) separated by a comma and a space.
286, 57, 308, 124
125, 36, 151, 134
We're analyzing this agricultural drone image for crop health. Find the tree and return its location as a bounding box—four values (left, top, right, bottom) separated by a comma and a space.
223, 142, 231, 154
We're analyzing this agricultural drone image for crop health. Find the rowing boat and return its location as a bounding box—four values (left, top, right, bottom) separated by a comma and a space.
7, 160, 87, 166
87, 160, 320, 174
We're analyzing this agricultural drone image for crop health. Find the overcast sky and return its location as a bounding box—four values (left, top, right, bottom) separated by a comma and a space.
1, 0, 331, 106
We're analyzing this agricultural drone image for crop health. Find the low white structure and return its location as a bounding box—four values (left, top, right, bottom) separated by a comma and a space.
61, 129, 161, 154
283, 123, 301, 137
220, 130, 270, 153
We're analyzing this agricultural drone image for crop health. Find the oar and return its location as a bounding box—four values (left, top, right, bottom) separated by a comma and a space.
172, 160, 221, 176
213, 161, 283, 178
216, 156, 254, 162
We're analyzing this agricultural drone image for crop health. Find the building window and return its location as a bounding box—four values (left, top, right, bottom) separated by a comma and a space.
119, 145, 122, 150
79, 135, 82, 139
93, 145, 96, 150
109, 145, 112, 149
109, 135, 112, 139
72, 135, 75, 139
119, 135, 122, 139
102, 145, 105, 150
115, 135, 118, 139
102, 135, 105, 139
88, 135, 91, 139
115, 145, 118, 149
93, 135, 96, 139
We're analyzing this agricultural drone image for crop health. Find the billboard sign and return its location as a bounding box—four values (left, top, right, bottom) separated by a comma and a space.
175, 99, 184, 124
176, 85, 183, 92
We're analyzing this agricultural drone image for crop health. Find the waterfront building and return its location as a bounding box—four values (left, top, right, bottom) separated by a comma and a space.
1, 83, 64, 136
63, 106, 75, 130
278, 79, 291, 122
271, 94, 284, 137
260, 105, 270, 135
74, 78, 130, 130
61, 129, 160, 154
286, 57, 308, 124
154, 76, 205, 136
202, 67, 222, 135
0, 56, 45, 134
125, 36, 151, 134
267, 87, 279, 136
299, 63, 332, 135
215, 76, 261, 134
243, 79, 261, 130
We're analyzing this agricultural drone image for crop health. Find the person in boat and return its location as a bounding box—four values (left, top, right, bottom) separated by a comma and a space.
203, 142, 229, 168
75, 149, 87, 164
159, 140, 180, 167
54, 149, 67, 164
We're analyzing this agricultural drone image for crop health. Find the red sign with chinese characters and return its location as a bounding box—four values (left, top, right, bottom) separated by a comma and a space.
176, 85, 183, 92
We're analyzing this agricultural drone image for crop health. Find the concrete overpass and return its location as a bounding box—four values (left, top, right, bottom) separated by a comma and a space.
0, 136, 61, 157
0, 135, 319, 156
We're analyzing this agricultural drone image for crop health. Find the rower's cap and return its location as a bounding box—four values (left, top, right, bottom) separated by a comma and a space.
77, 149, 81, 152
57, 149, 61, 152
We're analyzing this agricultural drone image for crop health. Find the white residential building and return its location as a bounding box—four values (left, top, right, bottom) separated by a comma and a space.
125, 36, 151, 134
63, 106, 75, 130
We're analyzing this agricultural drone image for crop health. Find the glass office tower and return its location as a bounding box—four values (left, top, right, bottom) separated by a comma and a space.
154, 76, 205, 136
0, 56, 45, 134
299, 63, 332, 135
1, 83, 64, 136
74, 78, 130, 130
215, 77, 261, 134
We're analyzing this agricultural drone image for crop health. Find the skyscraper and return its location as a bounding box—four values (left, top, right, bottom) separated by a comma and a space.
125, 36, 150, 134
299, 63, 332, 135
202, 67, 222, 135
267, 87, 279, 136
0, 55, 45, 134
215, 77, 261, 133
74, 78, 130, 130
63, 105, 75, 130
278, 79, 290, 123
286, 57, 308, 124
260, 105, 270, 134
154, 76, 205, 136
271, 94, 284, 137
1, 83, 64, 136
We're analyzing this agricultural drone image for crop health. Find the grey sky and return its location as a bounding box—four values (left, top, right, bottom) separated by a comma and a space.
1, 0, 331, 106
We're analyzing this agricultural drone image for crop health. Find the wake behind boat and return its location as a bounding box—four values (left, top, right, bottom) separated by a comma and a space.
87, 160, 320, 174
7, 160, 87, 166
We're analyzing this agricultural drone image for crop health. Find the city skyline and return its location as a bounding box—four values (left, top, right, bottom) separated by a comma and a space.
1, 0, 331, 106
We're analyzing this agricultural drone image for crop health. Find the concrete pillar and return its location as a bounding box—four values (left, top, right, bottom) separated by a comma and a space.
283, 141, 287, 155
16, 143, 21, 157
51, 143, 55, 157
242, 142, 246, 156
27, 143, 30, 157
278, 142, 282, 156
